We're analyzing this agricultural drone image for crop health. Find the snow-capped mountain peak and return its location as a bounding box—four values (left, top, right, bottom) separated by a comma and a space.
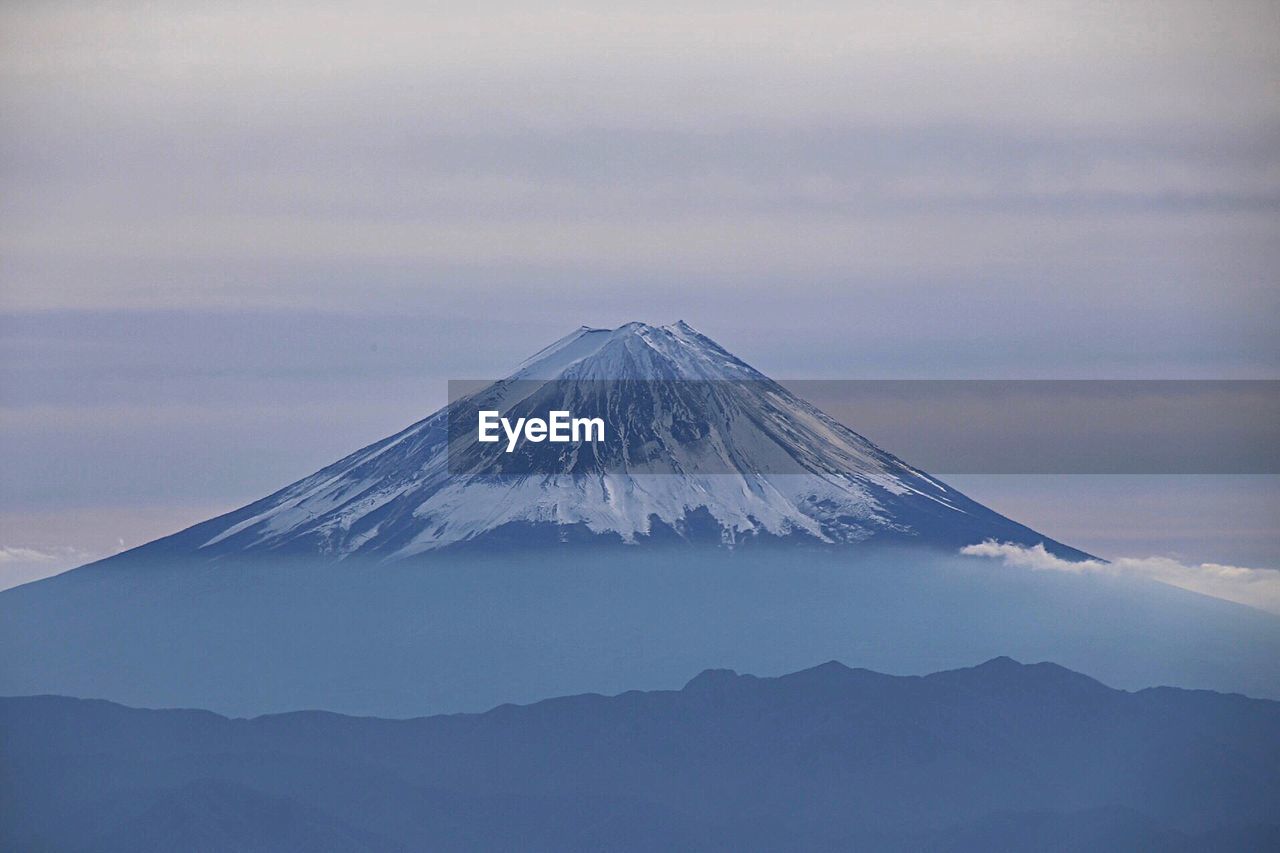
130, 322, 1090, 560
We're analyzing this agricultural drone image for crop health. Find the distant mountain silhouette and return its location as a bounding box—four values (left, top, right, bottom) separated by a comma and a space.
4, 657, 1278, 852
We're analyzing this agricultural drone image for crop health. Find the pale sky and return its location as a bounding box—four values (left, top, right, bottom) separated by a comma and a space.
1, 1, 1278, 587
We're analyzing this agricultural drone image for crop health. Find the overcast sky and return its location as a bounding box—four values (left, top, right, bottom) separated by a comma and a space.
1, 1, 1277, 585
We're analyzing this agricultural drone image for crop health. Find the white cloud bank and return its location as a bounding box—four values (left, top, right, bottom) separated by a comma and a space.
0, 545, 97, 592
961, 540, 1280, 615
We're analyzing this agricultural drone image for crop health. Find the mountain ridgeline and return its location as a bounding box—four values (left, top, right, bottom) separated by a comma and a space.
110, 321, 1089, 563
3, 657, 1277, 852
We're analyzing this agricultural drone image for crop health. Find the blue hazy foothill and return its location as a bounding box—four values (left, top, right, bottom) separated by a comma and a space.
2, 549, 1280, 718
2, 657, 1278, 852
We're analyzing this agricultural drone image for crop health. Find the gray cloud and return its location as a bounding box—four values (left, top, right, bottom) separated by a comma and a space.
0, 545, 94, 591
2, 2, 1278, 328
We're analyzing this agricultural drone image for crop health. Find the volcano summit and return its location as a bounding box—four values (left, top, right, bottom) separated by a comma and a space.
117, 321, 1088, 562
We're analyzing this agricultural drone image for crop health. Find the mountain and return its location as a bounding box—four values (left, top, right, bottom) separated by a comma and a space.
4, 321, 1279, 718
4, 657, 1278, 852
115, 320, 1089, 562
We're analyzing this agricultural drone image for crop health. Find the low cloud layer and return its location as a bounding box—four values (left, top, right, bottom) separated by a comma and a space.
962, 540, 1280, 615
0, 545, 98, 591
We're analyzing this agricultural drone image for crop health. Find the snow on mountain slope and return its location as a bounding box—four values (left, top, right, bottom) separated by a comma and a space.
125, 322, 1092, 561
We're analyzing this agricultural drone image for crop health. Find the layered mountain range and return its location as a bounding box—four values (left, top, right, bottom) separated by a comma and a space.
5, 657, 1277, 851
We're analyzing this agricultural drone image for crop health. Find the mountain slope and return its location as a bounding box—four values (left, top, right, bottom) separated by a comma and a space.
116, 321, 1089, 562
4, 658, 1278, 852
